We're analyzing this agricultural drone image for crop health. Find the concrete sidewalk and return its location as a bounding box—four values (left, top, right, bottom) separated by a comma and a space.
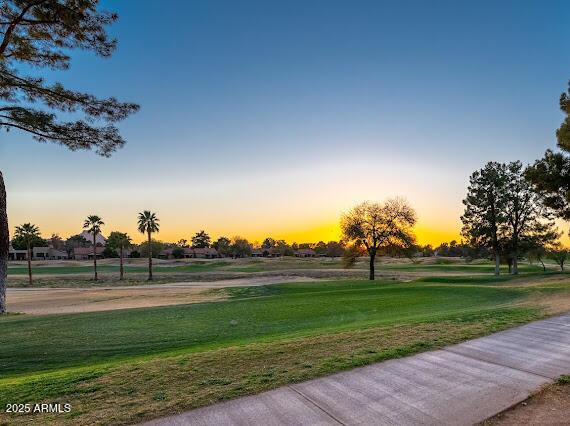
143, 313, 570, 426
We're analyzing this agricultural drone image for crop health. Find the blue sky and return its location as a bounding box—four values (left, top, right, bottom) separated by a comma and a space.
3, 0, 570, 244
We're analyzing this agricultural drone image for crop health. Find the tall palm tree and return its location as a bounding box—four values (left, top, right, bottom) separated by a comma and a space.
83, 215, 104, 281
106, 231, 132, 280
138, 211, 160, 281
14, 223, 41, 286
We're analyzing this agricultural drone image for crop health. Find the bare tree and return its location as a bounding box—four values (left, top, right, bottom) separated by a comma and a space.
341, 198, 417, 280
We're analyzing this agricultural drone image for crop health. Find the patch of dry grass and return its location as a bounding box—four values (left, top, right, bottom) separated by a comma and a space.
7, 287, 226, 316
0, 313, 539, 425
518, 280, 570, 315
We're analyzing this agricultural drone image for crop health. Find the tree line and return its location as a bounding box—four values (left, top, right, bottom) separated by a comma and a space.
461, 161, 561, 275
12, 211, 159, 286
167, 234, 346, 259
12, 228, 348, 261
337, 116, 570, 280
1, 2, 569, 310
9, 217, 354, 286
450, 82, 570, 276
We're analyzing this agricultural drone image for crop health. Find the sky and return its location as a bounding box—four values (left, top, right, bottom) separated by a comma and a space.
2, 0, 570, 245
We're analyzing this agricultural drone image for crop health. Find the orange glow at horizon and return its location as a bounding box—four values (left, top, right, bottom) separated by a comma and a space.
9, 212, 462, 248
20, 210, 565, 248
4, 160, 507, 249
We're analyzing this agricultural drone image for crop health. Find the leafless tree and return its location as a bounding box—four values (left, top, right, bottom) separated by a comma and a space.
341, 198, 417, 280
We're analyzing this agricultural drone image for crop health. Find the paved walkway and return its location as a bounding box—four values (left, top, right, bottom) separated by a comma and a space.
144, 313, 570, 425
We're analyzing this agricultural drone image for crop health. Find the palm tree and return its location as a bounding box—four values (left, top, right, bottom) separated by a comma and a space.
138, 211, 160, 281
14, 223, 41, 286
106, 231, 132, 280
83, 215, 104, 281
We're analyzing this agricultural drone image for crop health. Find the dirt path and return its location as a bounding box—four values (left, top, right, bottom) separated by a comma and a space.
484, 380, 570, 425
6, 276, 319, 315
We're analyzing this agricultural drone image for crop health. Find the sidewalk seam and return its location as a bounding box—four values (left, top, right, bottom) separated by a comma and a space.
287, 385, 346, 425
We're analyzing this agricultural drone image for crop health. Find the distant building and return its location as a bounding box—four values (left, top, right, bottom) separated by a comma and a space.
295, 248, 317, 258
193, 247, 219, 258
79, 230, 106, 246
160, 247, 219, 259
33, 247, 68, 260
251, 248, 264, 258
7, 244, 26, 261
252, 247, 283, 258
265, 247, 283, 258
73, 246, 105, 260
8, 245, 68, 260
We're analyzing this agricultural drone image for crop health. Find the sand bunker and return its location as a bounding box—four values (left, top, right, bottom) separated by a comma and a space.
6, 276, 318, 315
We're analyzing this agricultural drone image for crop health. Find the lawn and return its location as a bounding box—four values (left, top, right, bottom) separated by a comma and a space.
2, 274, 567, 424
0, 280, 532, 377
5, 258, 343, 277
6, 261, 231, 275
382, 262, 545, 273
6, 258, 549, 281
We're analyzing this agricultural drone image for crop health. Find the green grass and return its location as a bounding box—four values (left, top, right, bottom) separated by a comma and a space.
5, 258, 347, 276
2, 274, 566, 425
416, 272, 564, 285
6, 262, 231, 275
0, 279, 533, 377
5, 260, 337, 277
1, 309, 540, 426
383, 262, 544, 273
7, 258, 548, 277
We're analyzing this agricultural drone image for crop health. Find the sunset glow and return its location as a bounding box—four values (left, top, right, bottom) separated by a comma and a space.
3, 1, 569, 247
4, 2, 570, 423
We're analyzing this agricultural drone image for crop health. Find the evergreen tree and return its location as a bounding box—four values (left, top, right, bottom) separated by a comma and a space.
0, 1, 138, 313
526, 82, 570, 218
461, 162, 508, 275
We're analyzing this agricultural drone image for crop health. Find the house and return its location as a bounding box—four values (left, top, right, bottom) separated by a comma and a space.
252, 247, 283, 258
79, 230, 106, 246
265, 247, 283, 258
295, 248, 317, 258
32, 247, 49, 259
160, 247, 219, 259
8, 245, 68, 260
32, 247, 68, 260
192, 247, 219, 258
8, 244, 27, 261
73, 246, 105, 260
49, 249, 68, 260
251, 249, 264, 258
